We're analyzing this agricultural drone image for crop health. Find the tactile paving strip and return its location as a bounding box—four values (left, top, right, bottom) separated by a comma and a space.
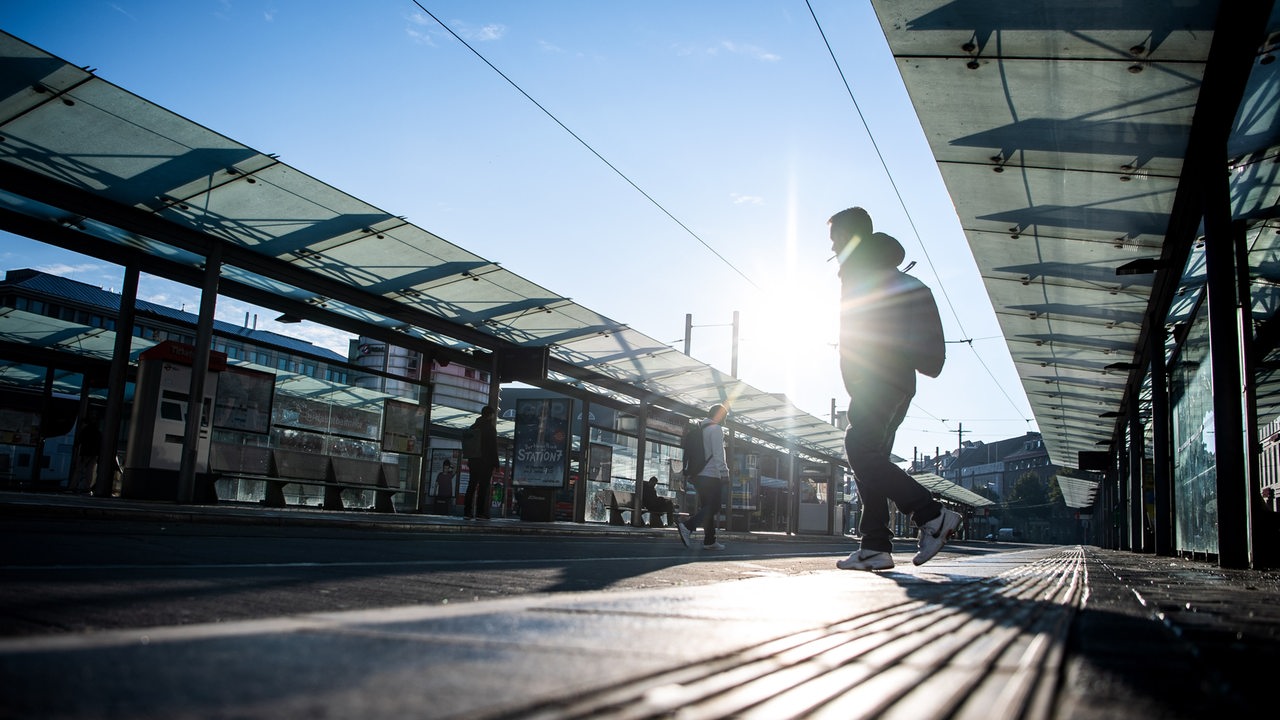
509, 548, 1086, 720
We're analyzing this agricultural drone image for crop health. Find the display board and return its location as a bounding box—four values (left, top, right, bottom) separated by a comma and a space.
512, 397, 570, 488
382, 399, 425, 453
213, 366, 274, 434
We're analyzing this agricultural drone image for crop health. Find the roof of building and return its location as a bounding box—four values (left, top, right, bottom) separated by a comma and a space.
953, 432, 1045, 469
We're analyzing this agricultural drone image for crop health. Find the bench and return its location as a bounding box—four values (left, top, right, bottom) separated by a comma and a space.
210, 444, 406, 513
597, 489, 674, 527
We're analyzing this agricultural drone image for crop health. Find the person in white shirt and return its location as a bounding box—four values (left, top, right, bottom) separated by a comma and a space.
677, 404, 729, 551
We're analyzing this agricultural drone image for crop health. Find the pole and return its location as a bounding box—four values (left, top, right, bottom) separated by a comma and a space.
178, 244, 221, 504
683, 313, 692, 355
632, 402, 648, 527
97, 263, 138, 498
731, 310, 739, 378
415, 364, 435, 513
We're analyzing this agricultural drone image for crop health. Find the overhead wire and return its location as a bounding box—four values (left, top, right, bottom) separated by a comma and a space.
409, 1, 759, 290
414, 0, 1032, 430
804, 0, 1030, 425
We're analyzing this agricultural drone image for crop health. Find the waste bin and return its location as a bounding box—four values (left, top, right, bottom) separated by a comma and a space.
519, 489, 554, 522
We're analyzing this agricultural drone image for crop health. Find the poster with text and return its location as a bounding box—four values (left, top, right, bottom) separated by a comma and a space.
512, 397, 570, 488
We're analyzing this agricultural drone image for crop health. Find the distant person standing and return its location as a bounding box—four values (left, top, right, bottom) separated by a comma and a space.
677, 404, 729, 551
433, 459, 455, 515
829, 207, 960, 571
69, 416, 100, 494
463, 406, 498, 520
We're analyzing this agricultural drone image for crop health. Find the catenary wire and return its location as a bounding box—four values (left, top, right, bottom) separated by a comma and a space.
805, 0, 1029, 423
410, 1, 759, 290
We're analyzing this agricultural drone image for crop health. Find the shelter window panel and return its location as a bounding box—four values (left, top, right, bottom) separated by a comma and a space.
1170, 308, 1217, 556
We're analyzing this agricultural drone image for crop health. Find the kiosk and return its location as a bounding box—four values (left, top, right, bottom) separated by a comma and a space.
122, 341, 226, 501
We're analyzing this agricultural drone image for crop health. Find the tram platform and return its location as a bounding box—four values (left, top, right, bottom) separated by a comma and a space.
1, 491, 1278, 719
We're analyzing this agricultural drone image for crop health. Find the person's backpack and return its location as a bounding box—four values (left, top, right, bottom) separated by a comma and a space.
461, 424, 482, 458
680, 420, 709, 478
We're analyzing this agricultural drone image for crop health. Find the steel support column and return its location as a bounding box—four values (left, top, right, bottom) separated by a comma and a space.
1204, 178, 1249, 568
1108, 450, 1123, 551
632, 403, 647, 527
1129, 402, 1146, 552
1151, 322, 1175, 556
414, 369, 435, 514
31, 366, 55, 488
96, 263, 138, 498
787, 453, 796, 536
1117, 440, 1131, 551
178, 245, 222, 504
575, 398, 590, 524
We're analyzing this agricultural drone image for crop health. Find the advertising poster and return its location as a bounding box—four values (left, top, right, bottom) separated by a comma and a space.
212, 366, 274, 434
382, 399, 425, 453
513, 397, 570, 488
588, 443, 613, 486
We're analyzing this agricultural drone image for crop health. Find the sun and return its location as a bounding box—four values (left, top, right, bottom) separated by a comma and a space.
737, 270, 843, 416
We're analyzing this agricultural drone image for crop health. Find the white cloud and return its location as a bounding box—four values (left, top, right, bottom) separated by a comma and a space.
405, 12, 438, 45
453, 21, 506, 42
403, 17, 505, 46
36, 262, 104, 277
108, 3, 136, 21
406, 26, 435, 45
731, 193, 764, 205
718, 41, 781, 62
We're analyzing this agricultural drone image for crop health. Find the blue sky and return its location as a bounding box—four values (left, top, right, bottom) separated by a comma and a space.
0, 1, 1037, 462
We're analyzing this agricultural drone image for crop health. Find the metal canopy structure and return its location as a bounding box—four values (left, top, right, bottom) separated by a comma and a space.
0, 31, 846, 463
1054, 473, 1101, 510
872, 0, 1280, 468
911, 472, 996, 508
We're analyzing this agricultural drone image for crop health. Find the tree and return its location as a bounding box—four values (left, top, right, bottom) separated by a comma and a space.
1004, 472, 1051, 536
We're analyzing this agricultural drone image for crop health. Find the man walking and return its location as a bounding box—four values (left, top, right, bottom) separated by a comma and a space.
829, 207, 960, 570
463, 406, 498, 520
677, 404, 729, 551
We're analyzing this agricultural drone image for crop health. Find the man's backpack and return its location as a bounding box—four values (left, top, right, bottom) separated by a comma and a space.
680, 420, 709, 478
461, 424, 482, 458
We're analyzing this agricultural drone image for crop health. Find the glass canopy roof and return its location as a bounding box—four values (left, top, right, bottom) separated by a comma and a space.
0, 31, 846, 463
873, 0, 1280, 467
910, 472, 995, 508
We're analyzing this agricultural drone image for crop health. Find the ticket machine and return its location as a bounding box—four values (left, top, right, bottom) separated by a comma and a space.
122, 341, 226, 500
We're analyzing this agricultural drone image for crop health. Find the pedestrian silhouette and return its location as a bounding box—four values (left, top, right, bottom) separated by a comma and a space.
829, 207, 960, 570
463, 406, 498, 520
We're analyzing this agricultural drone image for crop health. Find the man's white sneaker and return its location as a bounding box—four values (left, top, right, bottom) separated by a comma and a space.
837, 549, 894, 571
702, 542, 726, 551
913, 508, 961, 566
677, 522, 692, 548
